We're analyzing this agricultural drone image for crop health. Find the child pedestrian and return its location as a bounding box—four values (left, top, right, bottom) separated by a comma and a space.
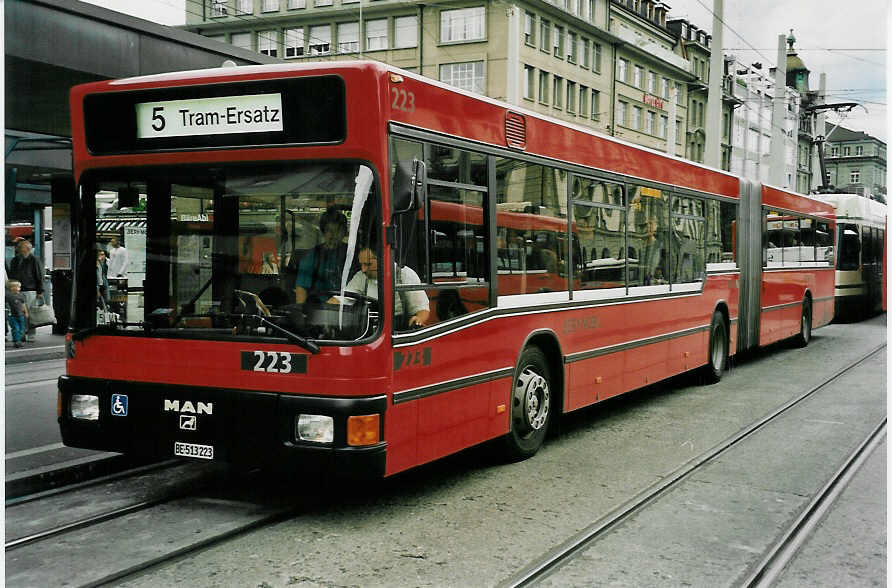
6, 280, 29, 348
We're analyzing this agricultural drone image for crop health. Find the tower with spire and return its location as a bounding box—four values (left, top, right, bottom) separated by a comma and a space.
786, 29, 811, 93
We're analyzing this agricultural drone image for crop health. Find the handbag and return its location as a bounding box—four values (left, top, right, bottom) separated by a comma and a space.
29, 296, 56, 327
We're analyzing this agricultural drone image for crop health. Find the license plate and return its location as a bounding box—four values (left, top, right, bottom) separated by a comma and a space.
174, 441, 214, 460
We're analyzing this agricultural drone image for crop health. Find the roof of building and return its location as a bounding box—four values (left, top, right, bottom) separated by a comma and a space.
825, 123, 885, 144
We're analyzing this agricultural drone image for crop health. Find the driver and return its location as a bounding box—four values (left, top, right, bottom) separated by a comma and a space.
337, 247, 430, 329
295, 207, 349, 304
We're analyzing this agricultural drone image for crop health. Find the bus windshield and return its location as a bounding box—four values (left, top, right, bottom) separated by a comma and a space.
80, 162, 381, 346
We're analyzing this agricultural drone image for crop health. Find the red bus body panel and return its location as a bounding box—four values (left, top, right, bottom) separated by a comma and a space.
63, 63, 833, 477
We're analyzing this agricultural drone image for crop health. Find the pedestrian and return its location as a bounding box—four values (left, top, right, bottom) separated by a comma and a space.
7, 240, 43, 341
6, 279, 29, 348
107, 235, 129, 278
96, 249, 109, 304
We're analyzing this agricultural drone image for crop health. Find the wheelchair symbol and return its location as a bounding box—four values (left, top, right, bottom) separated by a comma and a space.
111, 394, 128, 416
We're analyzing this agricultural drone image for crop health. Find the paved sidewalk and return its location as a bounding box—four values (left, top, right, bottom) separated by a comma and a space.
5, 325, 66, 364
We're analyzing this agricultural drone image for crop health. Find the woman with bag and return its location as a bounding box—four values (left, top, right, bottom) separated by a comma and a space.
8, 240, 45, 340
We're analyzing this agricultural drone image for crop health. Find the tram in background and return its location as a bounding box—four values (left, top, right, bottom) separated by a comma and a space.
58, 62, 835, 477
817, 193, 886, 319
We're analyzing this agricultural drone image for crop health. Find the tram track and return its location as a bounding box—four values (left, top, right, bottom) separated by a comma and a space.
740, 418, 886, 587
4, 459, 316, 587
500, 342, 886, 588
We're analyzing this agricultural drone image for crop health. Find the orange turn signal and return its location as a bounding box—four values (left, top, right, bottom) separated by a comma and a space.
347, 414, 380, 446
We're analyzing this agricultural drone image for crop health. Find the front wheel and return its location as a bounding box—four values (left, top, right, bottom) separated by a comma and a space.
702, 311, 728, 384
793, 298, 812, 348
500, 347, 552, 462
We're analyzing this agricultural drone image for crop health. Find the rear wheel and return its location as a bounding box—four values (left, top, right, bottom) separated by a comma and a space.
501, 346, 552, 461
794, 298, 812, 348
702, 311, 728, 384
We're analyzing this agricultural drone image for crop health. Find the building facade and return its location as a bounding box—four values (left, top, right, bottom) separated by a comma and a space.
824, 124, 887, 200
184, 0, 701, 158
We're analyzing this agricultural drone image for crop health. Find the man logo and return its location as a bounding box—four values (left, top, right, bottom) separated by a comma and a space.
164, 399, 213, 415
180, 415, 197, 431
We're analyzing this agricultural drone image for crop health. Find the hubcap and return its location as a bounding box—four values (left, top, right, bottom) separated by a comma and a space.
514, 366, 550, 435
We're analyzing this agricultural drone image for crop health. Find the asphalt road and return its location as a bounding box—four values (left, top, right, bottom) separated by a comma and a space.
5, 317, 885, 587
108, 316, 885, 588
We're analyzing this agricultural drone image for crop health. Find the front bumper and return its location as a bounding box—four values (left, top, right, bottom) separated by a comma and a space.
58, 376, 387, 477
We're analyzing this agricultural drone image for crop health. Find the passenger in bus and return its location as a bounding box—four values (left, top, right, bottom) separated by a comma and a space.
337, 247, 430, 329
260, 252, 279, 275
295, 207, 349, 304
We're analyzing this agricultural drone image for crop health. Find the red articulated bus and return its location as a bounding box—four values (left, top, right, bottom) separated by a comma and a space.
59, 62, 835, 477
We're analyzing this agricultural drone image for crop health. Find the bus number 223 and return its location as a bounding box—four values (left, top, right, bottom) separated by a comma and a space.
392, 88, 415, 113
251, 351, 293, 373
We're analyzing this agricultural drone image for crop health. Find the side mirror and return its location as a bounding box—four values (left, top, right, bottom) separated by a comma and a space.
392, 158, 425, 216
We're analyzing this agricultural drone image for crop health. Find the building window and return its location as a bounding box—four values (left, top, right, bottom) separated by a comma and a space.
262, 0, 279, 11
314, 0, 332, 6
592, 89, 600, 120
539, 19, 550, 53
524, 12, 535, 46
851, 170, 861, 183
633, 65, 643, 88
539, 70, 550, 104
661, 77, 669, 99
617, 100, 627, 126
567, 31, 577, 63
284, 28, 304, 57
646, 110, 655, 134
523, 65, 535, 100
617, 58, 628, 83
567, 81, 577, 113
288, 0, 306, 7
675, 82, 684, 104
235, 0, 252, 14
831, 146, 839, 157
440, 6, 485, 43
365, 19, 388, 50
440, 61, 485, 94
553, 25, 564, 57
394, 16, 418, 48
632, 105, 642, 130
553, 76, 563, 109
579, 85, 588, 118
338, 22, 359, 53
211, 0, 227, 17
594, 43, 602, 73
843, 146, 851, 156
581, 38, 590, 68
309, 25, 331, 55
855, 145, 864, 156
648, 71, 656, 94
660, 115, 668, 138
258, 30, 279, 56
231, 32, 252, 50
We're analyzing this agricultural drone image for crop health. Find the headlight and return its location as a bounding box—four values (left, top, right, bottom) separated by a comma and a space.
296, 414, 334, 443
71, 394, 99, 421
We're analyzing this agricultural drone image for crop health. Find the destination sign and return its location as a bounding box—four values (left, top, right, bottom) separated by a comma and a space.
135, 93, 283, 138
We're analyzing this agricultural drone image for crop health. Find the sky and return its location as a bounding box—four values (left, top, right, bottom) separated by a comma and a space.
82, 0, 888, 140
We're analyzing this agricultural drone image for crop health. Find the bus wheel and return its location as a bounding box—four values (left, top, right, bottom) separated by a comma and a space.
501, 346, 552, 461
703, 311, 727, 384
794, 298, 812, 348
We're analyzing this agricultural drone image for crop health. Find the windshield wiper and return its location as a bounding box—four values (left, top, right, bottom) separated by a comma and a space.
254, 315, 320, 354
